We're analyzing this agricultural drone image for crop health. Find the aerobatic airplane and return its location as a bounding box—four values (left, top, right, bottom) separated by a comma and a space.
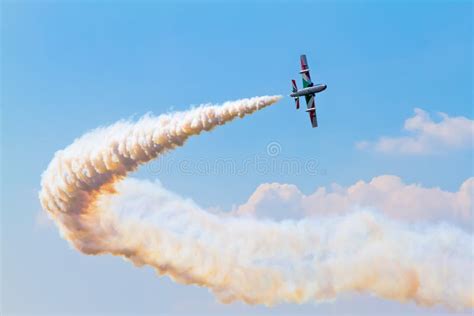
290, 54, 327, 128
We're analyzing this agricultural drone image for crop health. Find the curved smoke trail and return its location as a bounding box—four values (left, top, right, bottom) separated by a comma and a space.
39, 96, 473, 309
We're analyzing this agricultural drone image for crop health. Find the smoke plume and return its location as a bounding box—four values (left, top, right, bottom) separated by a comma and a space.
39, 96, 473, 309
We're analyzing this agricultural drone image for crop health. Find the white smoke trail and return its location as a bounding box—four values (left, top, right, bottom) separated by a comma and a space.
39, 96, 473, 309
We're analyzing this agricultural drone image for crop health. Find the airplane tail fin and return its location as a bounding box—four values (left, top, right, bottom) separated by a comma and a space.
291, 79, 300, 109
294, 97, 300, 109
291, 80, 299, 109
291, 79, 298, 93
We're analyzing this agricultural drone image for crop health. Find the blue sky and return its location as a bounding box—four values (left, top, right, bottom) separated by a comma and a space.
1, 1, 472, 315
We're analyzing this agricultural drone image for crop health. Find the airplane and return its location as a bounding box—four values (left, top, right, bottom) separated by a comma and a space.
290, 54, 327, 128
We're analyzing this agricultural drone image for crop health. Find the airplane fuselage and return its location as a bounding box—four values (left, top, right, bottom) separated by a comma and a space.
290, 84, 327, 98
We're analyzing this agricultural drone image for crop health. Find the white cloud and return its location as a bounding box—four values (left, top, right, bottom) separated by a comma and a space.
234, 175, 473, 228
356, 108, 473, 154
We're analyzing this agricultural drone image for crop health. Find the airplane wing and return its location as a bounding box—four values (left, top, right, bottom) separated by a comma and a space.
308, 109, 318, 128
305, 93, 318, 128
300, 54, 313, 88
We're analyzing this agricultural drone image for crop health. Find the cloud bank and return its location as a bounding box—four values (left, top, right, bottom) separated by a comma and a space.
235, 176, 473, 228
356, 109, 473, 154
